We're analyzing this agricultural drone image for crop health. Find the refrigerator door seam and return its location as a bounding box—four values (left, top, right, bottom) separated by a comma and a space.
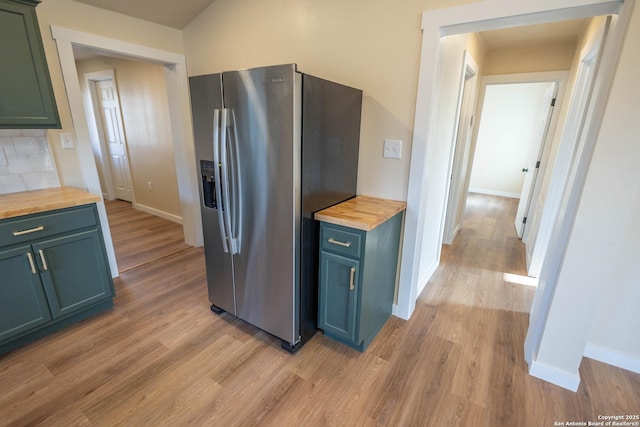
229, 109, 243, 253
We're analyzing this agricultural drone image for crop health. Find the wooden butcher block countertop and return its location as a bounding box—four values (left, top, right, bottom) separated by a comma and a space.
315, 196, 406, 231
0, 187, 101, 220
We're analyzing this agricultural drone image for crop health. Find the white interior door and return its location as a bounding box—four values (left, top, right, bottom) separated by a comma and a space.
514, 82, 558, 238
95, 79, 133, 202
525, 18, 610, 276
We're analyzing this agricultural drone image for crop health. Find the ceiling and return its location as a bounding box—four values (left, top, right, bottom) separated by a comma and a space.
72, 0, 216, 29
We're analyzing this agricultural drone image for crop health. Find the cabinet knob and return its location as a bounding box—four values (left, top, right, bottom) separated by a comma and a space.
349, 267, 356, 291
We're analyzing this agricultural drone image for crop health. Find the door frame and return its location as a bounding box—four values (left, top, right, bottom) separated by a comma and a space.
84, 69, 134, 202
398, 0, 632, 390
525, 18, 610, 277
50, 26, 203, 277
396, 0, 630, 317
472, 72, 567, 254
442, 50, 479, 245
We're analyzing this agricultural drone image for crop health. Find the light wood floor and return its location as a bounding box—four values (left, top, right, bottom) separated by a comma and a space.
1, 194, 638, 426
103, 200, 191, 273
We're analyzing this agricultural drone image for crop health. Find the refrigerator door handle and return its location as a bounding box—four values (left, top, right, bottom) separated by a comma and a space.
229, 109, 242, 253
213, 109, 230, 253
220, 109, 237, 254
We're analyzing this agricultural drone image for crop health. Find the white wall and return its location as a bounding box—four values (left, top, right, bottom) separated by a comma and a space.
469, 82, 554, 198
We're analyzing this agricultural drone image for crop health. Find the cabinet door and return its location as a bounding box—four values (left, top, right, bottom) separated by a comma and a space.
0, 0, 60, 128
0, 245, 52, 342
34, 229, 112, 318
318, 251, 359, 343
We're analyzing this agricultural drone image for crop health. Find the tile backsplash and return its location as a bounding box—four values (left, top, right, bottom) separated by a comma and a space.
0, 129, 60, 195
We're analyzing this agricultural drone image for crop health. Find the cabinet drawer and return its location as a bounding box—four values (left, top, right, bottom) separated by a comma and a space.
0, 206, 97, 247
321, 224, 363, 259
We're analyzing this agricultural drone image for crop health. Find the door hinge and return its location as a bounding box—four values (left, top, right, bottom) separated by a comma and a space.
551, 98, 556, 107
522, 217, 527, 224
536, 160, 541, 169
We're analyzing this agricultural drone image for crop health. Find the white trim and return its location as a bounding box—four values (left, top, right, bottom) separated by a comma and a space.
83, 69, 117, 201
584, 343, 640, 374
523, 9, 630, 382
528, 358, 581, 391
397, 0, 626, 323
50, 26, 203, 276
442, 50, 479, 245
483, 71, 570, 85
133, 203, 183, 225
50, 26, 186, 65
417, 260, 439, 297
527, 21, 609, 278
468, 188, 521, 199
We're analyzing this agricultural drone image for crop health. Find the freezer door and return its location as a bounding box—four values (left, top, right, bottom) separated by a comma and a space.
189, 74, 236, 315
222, 64, 301, 344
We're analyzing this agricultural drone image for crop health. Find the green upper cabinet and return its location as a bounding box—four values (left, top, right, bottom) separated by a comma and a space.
0, 0, 60, 129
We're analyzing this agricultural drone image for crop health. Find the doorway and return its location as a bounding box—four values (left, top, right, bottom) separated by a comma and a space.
51, 26, 203, 276
397, 1, 627, 319
468, 79, 559, 241
399, 0, 630, 390
85, 70, 134, 203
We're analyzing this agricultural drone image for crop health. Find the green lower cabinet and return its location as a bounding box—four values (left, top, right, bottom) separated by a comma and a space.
0, 204, 114, 354
34, 229, 113, 318
0, 245, 52, 342
318, 212, 403, 352
318, 252, 359, 343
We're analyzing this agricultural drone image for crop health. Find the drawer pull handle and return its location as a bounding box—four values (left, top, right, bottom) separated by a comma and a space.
13, 226, 45, 236
328, 237, 351, 248
349, 267, 356, 291
26, 252, 37, 274
38, 250, 49, 271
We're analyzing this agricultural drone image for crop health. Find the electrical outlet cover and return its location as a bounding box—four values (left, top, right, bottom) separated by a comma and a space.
60, 133, 75, 150
383, 139, 402, 159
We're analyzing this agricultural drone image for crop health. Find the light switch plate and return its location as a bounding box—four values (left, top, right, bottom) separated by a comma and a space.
383, 139, 402, 159
60, 133, 75, 150
0, 147, 7, 166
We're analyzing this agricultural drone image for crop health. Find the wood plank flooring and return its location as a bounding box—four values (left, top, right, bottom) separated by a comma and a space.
1, 194, 638, 426
103, 200, 191, 272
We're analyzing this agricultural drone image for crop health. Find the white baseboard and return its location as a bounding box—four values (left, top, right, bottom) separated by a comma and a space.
468, 187, 521, 199
133, 202, 183, 224
584, 342, 640, 374
528, 358, 580, 392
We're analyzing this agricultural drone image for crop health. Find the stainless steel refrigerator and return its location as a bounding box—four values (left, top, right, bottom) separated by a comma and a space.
189, 64, 362, 352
